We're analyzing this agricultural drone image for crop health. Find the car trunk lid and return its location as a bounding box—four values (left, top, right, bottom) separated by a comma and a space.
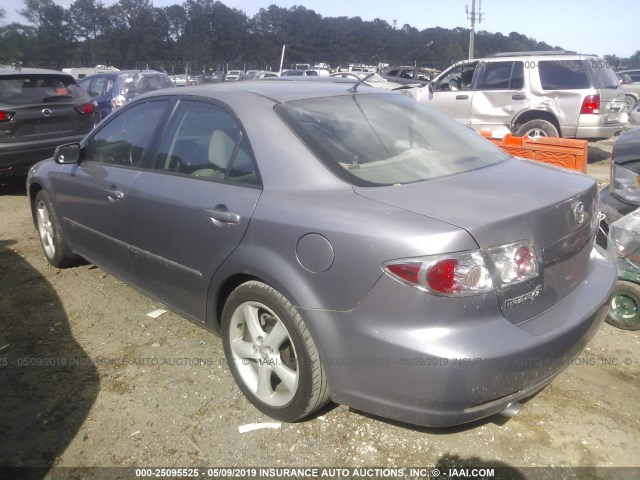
354, 158, 599, 324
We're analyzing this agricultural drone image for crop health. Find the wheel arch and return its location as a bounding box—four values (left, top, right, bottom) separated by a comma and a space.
511, 110, 562, 137
206, 245, 325, 335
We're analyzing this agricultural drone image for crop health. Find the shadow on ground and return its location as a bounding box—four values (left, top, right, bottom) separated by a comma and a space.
0, 239, 99, 478
587, 145, 612, 164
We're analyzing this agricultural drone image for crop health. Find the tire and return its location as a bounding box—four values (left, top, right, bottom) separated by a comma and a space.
607, 281, 640, 331
34, 190, 81, 268
515, 119, 559, 138
221, 281, 330, 421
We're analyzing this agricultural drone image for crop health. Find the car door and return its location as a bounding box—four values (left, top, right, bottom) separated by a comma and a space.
54, 99, 172, 281
470, 60, 529, 133
126, 99, 262, 322
422, 61, 478, 126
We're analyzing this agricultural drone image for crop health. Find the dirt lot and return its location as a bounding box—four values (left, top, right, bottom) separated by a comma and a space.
1, 139, 639, 479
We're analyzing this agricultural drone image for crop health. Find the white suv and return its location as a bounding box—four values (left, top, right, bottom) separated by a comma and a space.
417, 51, 628, 139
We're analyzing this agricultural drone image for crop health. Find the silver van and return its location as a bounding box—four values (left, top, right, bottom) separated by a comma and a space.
417, 51, 628, 139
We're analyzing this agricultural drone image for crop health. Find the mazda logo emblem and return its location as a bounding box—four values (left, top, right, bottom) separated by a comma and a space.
42, 108, 53, 117
574, 202, 586, 225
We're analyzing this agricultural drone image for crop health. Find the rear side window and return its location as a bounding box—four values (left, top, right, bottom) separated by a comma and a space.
0, 75, 86, 105
153, 101, 259, 185
477, 61, 524, 90
538, 60, 590, 90
587, 62, 619, 88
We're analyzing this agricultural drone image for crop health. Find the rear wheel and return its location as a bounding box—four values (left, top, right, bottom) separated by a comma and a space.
515, 119, 559, 138
35, 190, 80, 268
607, 281, 640, 330
221, 281, 330, 421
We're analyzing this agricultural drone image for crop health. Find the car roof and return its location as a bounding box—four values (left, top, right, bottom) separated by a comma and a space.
140, 79, 388, 104
0, 67, 75, 78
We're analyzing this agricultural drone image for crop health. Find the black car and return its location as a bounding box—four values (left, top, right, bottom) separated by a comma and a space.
0, 67, 99, 178
600, 127, 640, 228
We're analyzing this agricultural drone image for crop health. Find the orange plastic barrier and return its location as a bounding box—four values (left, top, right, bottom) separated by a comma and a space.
479, 131, 588, 173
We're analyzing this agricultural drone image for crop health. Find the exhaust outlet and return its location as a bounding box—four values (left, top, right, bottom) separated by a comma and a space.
499, 402, 523, 419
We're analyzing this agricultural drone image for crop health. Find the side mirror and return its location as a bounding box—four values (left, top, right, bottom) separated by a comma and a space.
428, 81, 435, 93
54, 143, 81, 164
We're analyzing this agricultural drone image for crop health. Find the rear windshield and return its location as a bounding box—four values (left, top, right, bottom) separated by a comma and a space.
276, 93, 507, 186
0, 75, 85, 104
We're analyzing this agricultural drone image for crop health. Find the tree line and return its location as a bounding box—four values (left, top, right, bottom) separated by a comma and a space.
1, 0, 638, 75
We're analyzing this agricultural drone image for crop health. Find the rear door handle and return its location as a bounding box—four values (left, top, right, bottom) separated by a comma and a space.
456, 95, 469, 100
205, 207, 241, 226
512, 94, 526, 100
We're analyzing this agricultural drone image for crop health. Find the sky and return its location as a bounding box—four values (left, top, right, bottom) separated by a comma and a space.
1, 0, 638, 58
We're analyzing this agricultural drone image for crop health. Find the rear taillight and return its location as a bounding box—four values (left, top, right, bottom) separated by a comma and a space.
0, 111, 15, 122
384, 241, 539, 297
75, 102, 95, 115
580, 95, 600, 114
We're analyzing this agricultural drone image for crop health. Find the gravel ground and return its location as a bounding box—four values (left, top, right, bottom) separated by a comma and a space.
0, 138, 638, 480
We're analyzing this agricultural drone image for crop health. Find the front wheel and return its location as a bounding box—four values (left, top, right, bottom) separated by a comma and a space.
624, 94, 637, 113
221, 281, 330, 421
515, 119, 559, 138
607, 281, 640, 330
34, 190, 81, 268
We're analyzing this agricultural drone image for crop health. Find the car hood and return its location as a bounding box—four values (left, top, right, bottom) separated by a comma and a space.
354, 157, 600, 324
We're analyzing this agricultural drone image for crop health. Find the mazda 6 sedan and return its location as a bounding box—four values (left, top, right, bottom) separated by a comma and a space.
27, 81, 616, 427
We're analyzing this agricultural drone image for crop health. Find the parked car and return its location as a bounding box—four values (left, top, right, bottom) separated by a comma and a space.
600, 127, 640, 227
0, 67, 99, 178
78, 70, 174, 119
256, 71, 280, 79
417, 51, 628, 139
617, 72, 640, 112
380, 66, 439, 86
225, 70, 244, 81
618, 69, 640, 83
280, 69, 318, 77
171, 74, 198, 87
245, 70, 262, 80
329, 72, 406, 90
27, 81, 615, 427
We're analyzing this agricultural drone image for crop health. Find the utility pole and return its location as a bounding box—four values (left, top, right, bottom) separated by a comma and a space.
466, 0, 484, 59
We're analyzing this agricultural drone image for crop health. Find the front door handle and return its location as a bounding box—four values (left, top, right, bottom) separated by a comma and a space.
205, 206, 241, 226
456, 95, 469, 100
106, 188, 124, 203
512, 94, 526, 100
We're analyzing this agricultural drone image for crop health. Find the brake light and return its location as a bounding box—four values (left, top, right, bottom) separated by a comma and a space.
384, 241, 539, 296
75, 102, 95, 115
581, 95, 600, 114
0, 111, 15, 122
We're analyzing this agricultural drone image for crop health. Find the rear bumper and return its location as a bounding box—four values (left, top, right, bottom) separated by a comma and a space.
300, 246, 616, 427
0, 135, 84, 176
575, 115, 627, 140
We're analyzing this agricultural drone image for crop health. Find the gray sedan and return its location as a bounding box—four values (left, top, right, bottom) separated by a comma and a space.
27, 81, 616, 427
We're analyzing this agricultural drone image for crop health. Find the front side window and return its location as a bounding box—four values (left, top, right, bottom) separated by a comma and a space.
153, 101, 259, 185
276, 93, 507, 186
436, 62, 478, 92
84, 100, 169, 166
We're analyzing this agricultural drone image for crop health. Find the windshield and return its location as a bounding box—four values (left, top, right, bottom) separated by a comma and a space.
276, 93, 507, 186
